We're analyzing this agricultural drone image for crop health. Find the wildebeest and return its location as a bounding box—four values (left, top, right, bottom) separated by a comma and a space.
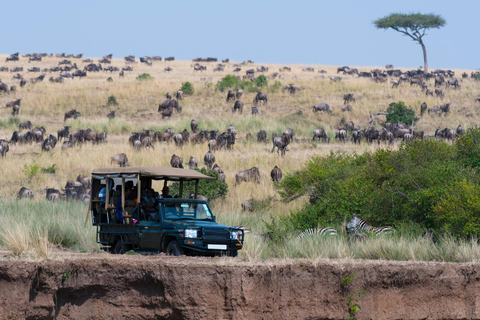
166, 92, 172, 100
241, 200, 253, 212
64, 109, 81, 122
312, 129, 329, 143
446, 78, 459, 89
457, 125, 465, 135
343, 93, 355, 104
170, 154, 184, 168
271, 133, 289, 156
5, 99, 21, 108
235, 167, 261, 185
329, 76, 341, 82
158, 99, 181, 113
435, 87, 444, 99
190, 119, 198, 133
257, 130, 267, 143
204, 151, 215, 169
111, 153, 129, 167
391, 79, 400, 88
161, 109, 172, 119
283, 84, 297, 94
420, 102, 427, 116
312, 103, 332, 114
46, 188, 61, 202
19, 121, 32, 131
187, 156, 198, 169
176, 90, 183, 100
340, 105, 352, 112
57, 126, 70, 141
226, 90, 236, 102
18, 187, 34, 199
96, 131, 107, 143
253, 92, 267, 105
270, 165, 282, 183
335, 129, 347, 142
232, 101, 244, 113
0, 140, 9, 157
282, 129, 295, 144
107, 110, 115, 119
251, 106, 259, 116
236, 89, 243, 99
41, 135, 57, 151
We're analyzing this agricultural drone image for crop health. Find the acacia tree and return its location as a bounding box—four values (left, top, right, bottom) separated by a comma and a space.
374, 13, 446, 73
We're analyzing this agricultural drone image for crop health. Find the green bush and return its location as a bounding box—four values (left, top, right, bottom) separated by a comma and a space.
169, 168, 228, 202
278, 139, 480, 237
456, 126, 480, 168
22, 160, 41, 179
180, 81, 194, 95
386, 101, 418, 125
269, 81, 282, 93
255, 75, 268, 87
136, 73, 153, 81
107, 95, 118, 106
216, 74, 240, 92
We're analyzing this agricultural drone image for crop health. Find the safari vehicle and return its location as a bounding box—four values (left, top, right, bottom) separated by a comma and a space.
88, 167, 244, 257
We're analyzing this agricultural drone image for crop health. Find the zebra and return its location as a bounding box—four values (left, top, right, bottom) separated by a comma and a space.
346, 215, 395, 236
296, 227, 337, 240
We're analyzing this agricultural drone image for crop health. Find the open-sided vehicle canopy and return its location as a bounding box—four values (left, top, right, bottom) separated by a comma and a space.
91, 166, 216, 181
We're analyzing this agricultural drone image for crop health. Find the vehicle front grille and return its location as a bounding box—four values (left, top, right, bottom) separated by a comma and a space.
203, 227, 231, 243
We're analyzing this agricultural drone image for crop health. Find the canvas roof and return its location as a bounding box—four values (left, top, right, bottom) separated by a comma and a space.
91, 167, 216, 181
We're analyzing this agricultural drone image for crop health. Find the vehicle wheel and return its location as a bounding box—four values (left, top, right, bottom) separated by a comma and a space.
113, 240, 125, 254
166, 241, 184, 256
229, 250, 238, 257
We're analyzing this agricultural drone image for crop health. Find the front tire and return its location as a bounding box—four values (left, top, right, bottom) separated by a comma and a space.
166, 241, 184, 256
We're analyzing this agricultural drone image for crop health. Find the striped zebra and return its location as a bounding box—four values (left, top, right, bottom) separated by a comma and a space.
296, 227, 337, 240
346, 215, 395, 236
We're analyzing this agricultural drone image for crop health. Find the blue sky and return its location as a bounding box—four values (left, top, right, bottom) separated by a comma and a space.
2, 0, 477, 69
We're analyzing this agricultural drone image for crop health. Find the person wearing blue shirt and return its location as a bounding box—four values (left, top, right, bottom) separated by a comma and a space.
115, 188, 134, 224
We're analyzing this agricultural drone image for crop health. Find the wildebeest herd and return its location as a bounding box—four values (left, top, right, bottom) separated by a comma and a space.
1, 52, 479, 216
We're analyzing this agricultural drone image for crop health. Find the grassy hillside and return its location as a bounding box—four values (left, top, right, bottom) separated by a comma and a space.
1, 55, 479, 259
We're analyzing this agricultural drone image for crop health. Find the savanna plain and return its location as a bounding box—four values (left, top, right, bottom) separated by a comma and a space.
1, 55, 480, 263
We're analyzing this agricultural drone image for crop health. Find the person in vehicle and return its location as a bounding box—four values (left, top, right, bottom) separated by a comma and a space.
115, 188, 135, 224
160, 186, 173, 198
98, 180, 114, 205
141, 188, 159, 218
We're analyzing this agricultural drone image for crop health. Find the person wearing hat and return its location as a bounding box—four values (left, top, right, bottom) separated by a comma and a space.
160, 185, 173, 199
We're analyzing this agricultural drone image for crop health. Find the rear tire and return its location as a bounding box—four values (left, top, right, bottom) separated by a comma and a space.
166, 241, 184, 256
113, 240, 125, 254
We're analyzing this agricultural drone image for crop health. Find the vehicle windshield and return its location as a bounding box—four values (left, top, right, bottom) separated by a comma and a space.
162, 202, 214, 221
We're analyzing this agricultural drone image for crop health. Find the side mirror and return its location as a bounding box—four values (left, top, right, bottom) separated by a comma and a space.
212, 215, 216, 222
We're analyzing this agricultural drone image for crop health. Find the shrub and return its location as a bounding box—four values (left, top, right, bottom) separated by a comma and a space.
22, 160, 41, 178
216, 74, 240, 92
136, 73, 153, 81
169, 168, 228, 202
255, 75, 268, 87
107, 95, 118, 106
385, 101, 418, 125
180, 81, 194, 95
456, 126, 480, 169
269, 81, 282, 93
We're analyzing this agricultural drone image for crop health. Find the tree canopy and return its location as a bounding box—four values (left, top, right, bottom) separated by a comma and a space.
373, 13, 446, 73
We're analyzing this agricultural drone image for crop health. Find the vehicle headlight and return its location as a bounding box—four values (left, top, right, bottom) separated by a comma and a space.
230, 231, 240, 240
185, 228, 198, 238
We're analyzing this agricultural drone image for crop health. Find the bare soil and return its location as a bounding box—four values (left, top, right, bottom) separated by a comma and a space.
0, 252, 479, 319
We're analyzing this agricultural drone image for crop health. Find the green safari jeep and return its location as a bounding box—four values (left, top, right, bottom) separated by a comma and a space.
88, 167, 244, 257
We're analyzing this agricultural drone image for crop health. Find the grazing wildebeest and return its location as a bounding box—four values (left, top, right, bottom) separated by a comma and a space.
435, 87, 444, 99
391, 79, 400, 88
19, 121, 32, 131
190, 119, 198, 133
270, 165, 282, 183
340, 105, 352, 112
343, 93, 355, 104
12, 105, 19, 115
271, 133, 289, 156
235, 167, 261, 185
283, 84, 297, 94
253, 92, 267, 105
330, 76, 341, 82
312, 129, 329, 143
439, 103, 450, 114
257, 130, 267, 143
187, 156, 198, 169
241, 200, 253, 212
236, 89, 243, 99
312, 103, 332, 114
41, 135, 56, 151
335, 129, 347, 142
18, 187, 34, 199
96, 131, 107, 143
166, 92, 172, 100
5, 99, 21, 108
282, 128, 295, 144
232, 101, 244, 113
0, 140, 9, 157
251, 106, 259, 116
49, 76, 64, 83
158, 99, 181, 113
170, 154, 184, 168
46, 188, 61, 202
226, 90, 236, 102
176, 90, 183, 100
426, 89, 433, 96
111, 153, 129, 167
204, 151, 215, 169
446, 78, 459, 89
64, 109, 81, 122
107, 110, 115, 119
457, 125, 465, 135
161, 109, 173, 119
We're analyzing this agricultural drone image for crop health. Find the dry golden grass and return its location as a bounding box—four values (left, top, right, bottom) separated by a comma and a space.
1, 54, 479, 243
